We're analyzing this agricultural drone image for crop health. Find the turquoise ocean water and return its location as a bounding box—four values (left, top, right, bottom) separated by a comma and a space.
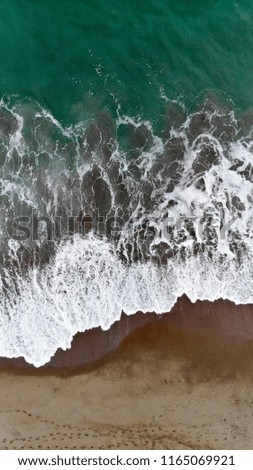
0, 0, 252, 123
1, 1, 253, 365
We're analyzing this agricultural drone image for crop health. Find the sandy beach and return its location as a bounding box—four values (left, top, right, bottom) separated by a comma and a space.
0, 296, 253, 450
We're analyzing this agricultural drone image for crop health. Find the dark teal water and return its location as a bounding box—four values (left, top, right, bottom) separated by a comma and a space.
0, 0, 252, 123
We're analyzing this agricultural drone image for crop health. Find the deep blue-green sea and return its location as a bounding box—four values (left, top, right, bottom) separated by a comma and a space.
1, 0, 253, 122
1, 0, 253, 366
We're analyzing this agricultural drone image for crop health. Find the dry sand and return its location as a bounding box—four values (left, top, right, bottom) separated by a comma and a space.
0, 296, 253, 450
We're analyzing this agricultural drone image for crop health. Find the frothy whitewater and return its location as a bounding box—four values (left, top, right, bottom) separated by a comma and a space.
1, 95, 253, 366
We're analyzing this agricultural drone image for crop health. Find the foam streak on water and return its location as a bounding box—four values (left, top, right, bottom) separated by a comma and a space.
0, 95, 253, 366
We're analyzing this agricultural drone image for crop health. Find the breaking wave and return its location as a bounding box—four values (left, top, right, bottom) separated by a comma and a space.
1, 94, 253, 366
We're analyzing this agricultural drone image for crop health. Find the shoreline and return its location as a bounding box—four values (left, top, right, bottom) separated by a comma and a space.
1, 296, 253, 449
1, 295, 253, 376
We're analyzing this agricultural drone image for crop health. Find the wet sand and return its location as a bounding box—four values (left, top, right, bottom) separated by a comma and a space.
1, 296, 253, 449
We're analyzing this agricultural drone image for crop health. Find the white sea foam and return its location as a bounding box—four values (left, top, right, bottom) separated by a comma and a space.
1, 235, 253, 366
0, 96, 253, 366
